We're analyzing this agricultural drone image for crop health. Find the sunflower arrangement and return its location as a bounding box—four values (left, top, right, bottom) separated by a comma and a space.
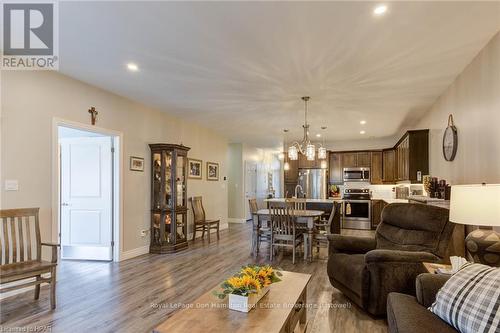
214, 265, 282, 299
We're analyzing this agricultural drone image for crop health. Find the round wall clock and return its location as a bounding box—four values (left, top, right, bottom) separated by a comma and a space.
443, 114, 458, 161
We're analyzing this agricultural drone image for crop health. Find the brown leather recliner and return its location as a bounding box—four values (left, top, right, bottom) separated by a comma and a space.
327, 203, 456, 316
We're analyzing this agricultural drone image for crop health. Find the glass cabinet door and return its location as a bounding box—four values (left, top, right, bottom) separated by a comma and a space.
152, 212, 172, 245
163, 151, 173, 209
152, 153, 162, 209
176, 154, 186, 208
176, 212, 187, 241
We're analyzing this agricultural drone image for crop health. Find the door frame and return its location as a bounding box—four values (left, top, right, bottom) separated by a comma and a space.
244, 161, 257, 221
51, 118, 124, 262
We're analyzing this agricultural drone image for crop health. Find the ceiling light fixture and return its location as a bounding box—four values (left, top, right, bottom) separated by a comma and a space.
360, 130, 366, 135
287, 97, 327, 162
127, 63, 139, 72
283, 129, 290, 171
318, 126, 327, 160
360, 120, 367, 125
316, 134, 321, 138
373, 4, 388, 16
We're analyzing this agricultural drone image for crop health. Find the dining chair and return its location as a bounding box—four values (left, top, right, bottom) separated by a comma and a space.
249, 198, 271, 254
311, 202, 339, 254
287, 198, 314, 259
269, 202, 304, 264
191, 196, 220, 243
289, 198, 307, 211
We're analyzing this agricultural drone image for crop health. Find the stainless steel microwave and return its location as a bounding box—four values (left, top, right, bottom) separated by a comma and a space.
343, 167, 370, 182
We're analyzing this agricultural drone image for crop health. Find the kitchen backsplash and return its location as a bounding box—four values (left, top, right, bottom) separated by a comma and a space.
335, 183, 424, 199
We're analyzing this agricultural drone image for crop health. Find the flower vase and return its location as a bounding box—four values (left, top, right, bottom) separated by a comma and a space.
228, 286, 270, 313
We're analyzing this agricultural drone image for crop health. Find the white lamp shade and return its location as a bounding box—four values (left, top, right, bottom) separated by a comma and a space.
449, 184, 500, 227
283, 162, 290, 171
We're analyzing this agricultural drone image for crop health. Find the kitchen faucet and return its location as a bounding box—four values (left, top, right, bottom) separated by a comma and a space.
294, 184, 303, 198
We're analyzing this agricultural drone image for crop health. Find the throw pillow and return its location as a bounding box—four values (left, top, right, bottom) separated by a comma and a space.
429, 263, 499, 333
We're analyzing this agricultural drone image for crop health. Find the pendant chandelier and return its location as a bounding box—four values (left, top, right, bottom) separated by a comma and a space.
288, 97, 327, 161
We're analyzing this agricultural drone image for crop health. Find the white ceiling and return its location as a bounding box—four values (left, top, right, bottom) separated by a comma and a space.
59, 1, 500, 147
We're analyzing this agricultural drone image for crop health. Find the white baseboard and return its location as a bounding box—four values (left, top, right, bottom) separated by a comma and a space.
228, 218, 247, 224
119, 223, 230, 261
119, 245, 149, 261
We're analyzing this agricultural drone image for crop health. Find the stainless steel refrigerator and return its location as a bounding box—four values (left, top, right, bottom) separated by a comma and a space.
297, 169, 327, 199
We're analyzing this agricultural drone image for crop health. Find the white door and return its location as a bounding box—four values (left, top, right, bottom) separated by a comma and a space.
60, 137, 113, 261
244, 161, 257, 220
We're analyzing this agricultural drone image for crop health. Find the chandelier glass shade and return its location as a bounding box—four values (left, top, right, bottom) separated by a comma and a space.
318, 147, 327, 160
288, 145, 298, 161
306, 144, 315, 161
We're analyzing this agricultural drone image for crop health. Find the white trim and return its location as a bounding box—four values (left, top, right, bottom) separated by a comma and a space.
120, 245, 149, 261
51, 118, 124, 262
228, 218, 247, 224
117, 223, 231, 261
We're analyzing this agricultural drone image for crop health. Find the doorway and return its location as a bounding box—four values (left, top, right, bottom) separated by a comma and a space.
244, 161, 257, 221
57, 125, 120, 261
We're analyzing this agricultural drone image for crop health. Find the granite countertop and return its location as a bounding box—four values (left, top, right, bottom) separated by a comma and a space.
264, 198, 340, 203
377, 198, 409, 204
265, 197, 407, 204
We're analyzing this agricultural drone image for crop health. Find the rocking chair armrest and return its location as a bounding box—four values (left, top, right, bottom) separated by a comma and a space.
42, 242, 60, 264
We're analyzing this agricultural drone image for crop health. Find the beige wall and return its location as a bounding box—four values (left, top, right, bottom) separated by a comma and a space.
227, 143, 243, 220
416, 32, 500, 185
1, 71, 228, 255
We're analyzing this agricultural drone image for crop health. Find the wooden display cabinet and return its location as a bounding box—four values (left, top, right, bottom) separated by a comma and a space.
149, 144, 190, 253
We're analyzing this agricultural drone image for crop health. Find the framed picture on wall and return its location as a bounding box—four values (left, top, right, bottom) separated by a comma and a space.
130, 156, 144, 172
206, 162, 219, 181
188, 158, 202, 179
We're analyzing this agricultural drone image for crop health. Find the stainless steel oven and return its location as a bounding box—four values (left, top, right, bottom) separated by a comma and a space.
342, 189, 371, 230
343, 167, 370, 183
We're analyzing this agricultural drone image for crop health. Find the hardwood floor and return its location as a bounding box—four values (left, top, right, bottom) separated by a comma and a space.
0, 223, 387, 333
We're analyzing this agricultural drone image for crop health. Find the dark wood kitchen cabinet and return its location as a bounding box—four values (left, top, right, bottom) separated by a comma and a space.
394, 130, 429, 183
329, 152, 343, 184
357, 152, 371, 167
382, 149, 396, 183
342, 152, 357, 168
298, 153, 323, 169
342, 151, 370, 168
371, 200, 388, 229
284, 153, 299, 183
370, 151, 383, 184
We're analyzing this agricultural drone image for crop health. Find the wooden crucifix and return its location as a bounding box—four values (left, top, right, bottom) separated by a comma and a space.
88, 107, 98, 125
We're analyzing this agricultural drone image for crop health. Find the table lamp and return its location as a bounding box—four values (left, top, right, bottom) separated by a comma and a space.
449, 184, 500, 266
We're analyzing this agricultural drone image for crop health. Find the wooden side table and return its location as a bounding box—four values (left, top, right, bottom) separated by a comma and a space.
422, 262, 452, 275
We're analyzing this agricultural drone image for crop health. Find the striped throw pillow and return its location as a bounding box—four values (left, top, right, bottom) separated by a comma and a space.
429, 263, 500, 333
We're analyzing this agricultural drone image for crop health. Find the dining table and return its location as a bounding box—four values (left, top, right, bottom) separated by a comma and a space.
252, 208, 324, 262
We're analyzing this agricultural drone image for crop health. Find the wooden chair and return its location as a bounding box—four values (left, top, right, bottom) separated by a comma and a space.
311, 202, 338, 253
191, 197, 220, 243
249, 199, 271, 254
0, 208, 60, 309
269, 202, 303, 264
288, 198, 307, 211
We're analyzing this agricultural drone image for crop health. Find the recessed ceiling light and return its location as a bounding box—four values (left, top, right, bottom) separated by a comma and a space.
316, 134, 321, 138
127, 63, 139, 72
373, 4, 388, 16
360, 120, 367, 125
360, 130, 366, 135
